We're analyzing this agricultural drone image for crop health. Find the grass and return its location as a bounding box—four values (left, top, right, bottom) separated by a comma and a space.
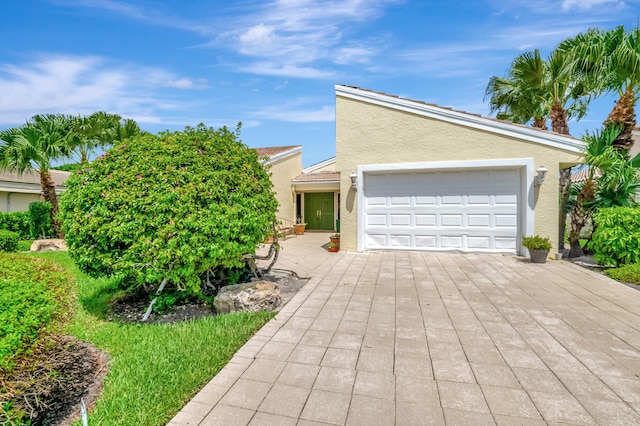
24, 252, 275, 425
17, 239, 33, 251
605, 263, 640, 285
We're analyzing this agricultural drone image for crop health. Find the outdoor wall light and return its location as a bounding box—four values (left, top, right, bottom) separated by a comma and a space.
350, 171, 357, 190
535, 165, 547, 186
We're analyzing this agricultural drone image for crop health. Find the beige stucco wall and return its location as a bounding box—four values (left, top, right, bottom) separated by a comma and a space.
267, 152, 302, 224
336, 96, 583, 252
0, 192, 43, 212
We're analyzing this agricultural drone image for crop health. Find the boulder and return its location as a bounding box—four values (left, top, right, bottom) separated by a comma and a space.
30, 239, 67, 252
214, 281, 281, 314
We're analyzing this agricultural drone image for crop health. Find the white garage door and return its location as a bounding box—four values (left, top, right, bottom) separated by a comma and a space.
363, 169, 520, 253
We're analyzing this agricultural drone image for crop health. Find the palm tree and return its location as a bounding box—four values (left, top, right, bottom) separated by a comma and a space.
113, 118, 141, 143
0, 114, 73, 237
70, 111, 122, 164
485, 51, 549, 130
565, 26, 640, 151
486, 48, 594, 249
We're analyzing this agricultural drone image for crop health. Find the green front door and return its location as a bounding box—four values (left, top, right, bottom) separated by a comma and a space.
304, 192, 334, 230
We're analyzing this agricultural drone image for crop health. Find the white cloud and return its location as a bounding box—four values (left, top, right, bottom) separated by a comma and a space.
0, 55, 207, 126
561, 0, 624, 10
252, 100, 334, 122
239, 62, 335, 79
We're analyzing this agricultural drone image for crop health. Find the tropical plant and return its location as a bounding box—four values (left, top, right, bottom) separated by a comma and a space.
521, 235, 552, 250
589, 206, 640, 266
0, 114, 73, 237
59, 123, 278, 301
69, 111, 121, 164
567, 125, 640, 257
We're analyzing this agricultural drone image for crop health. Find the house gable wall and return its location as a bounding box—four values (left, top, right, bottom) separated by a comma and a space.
336, 94, 584, 252
267, 151, 302, 224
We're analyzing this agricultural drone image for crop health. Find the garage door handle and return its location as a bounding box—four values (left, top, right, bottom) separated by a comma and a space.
316, 210, 322, 219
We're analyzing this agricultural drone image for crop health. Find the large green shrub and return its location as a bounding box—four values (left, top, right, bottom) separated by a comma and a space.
588, 206, 640, 266
0, 230, 18, 252
59, 124, 278, 295
0, 212, 30, 239
29, 201, 53, 238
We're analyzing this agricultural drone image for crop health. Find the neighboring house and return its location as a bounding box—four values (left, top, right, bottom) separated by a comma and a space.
334, 85, 585, 255
0, 170, 70, 212
255, 146, 340, 232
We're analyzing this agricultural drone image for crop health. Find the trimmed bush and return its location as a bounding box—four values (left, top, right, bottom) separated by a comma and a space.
0, 230, 19, 252
588, 206, 640, 266
605, 264, 640, 285
59, 124, 278, 296
0, 211, 30, 239
29, 201, 53, 238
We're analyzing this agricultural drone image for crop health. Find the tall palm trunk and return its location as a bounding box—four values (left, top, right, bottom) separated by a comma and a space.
533, 117, 548, 130
604, 86, 637, 152
39, 170, 62, 238
550, 104, 569, 136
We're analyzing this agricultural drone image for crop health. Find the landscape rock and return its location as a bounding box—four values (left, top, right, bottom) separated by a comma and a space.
214, 281, 282, 314
30, 238, 68, 252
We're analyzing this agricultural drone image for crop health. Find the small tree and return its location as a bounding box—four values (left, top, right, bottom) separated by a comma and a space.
59, 124, 278, 297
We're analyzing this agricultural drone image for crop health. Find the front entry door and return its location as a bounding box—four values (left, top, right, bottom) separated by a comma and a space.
304, 192, 334, 230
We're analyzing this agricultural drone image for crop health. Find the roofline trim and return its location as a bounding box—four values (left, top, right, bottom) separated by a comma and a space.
260, 146, 302, 165
335, 85, 586, 154
302, 157, 336, 173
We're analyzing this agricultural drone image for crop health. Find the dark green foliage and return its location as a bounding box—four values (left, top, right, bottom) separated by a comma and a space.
53, 163, 84, 173
588, 206, 640, 266
59, 124, 278, 297
0, 254, 73, 370
605, 263, 640, 284
28, 201, 53, 238
0, 230, 19, 252
0, 211, 30, 239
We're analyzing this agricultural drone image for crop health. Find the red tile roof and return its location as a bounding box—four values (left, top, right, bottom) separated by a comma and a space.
293, 171, 340, 182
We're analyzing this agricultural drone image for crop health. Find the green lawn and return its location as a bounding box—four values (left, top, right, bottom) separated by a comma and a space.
18, 252, 274, 425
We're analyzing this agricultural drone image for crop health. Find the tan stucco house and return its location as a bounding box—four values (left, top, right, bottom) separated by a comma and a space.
334, 85, 586, 255
255, 147, 340, 232
0, 169, 69, 212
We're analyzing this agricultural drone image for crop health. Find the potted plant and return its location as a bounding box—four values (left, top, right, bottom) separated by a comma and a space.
522, 235, 552, 264
327, 242, 340, 252
293, 218, 306, 235
330, 233, 340, 243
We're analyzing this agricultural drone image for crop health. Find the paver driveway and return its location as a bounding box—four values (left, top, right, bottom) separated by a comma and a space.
169, 233, 640, 425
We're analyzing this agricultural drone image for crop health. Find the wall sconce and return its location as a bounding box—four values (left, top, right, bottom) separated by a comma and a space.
350, 171, 357, 190
535, 165, 547, 186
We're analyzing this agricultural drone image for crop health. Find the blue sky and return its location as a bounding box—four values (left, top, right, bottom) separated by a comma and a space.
1, 0, 638, 166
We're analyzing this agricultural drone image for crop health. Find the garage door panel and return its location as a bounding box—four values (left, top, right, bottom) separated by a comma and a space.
363, 169, 521, 253
415, 214, 436, 227
390, 214, 411, 226
468, 214, 490, 227
367, 214, 387, 226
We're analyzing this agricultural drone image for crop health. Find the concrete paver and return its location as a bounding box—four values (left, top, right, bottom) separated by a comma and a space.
169, 232, 640, 425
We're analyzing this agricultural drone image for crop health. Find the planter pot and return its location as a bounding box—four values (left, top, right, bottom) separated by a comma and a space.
330, 237, 340, 244
328, 246, 340, 252
293, 224, 306, 235
529, 249, 550, 264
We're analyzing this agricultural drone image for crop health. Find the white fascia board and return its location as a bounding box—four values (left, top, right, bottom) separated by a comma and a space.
335, 85, 585, 154
262, 146, 303, 165
302, 157, 336, 173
